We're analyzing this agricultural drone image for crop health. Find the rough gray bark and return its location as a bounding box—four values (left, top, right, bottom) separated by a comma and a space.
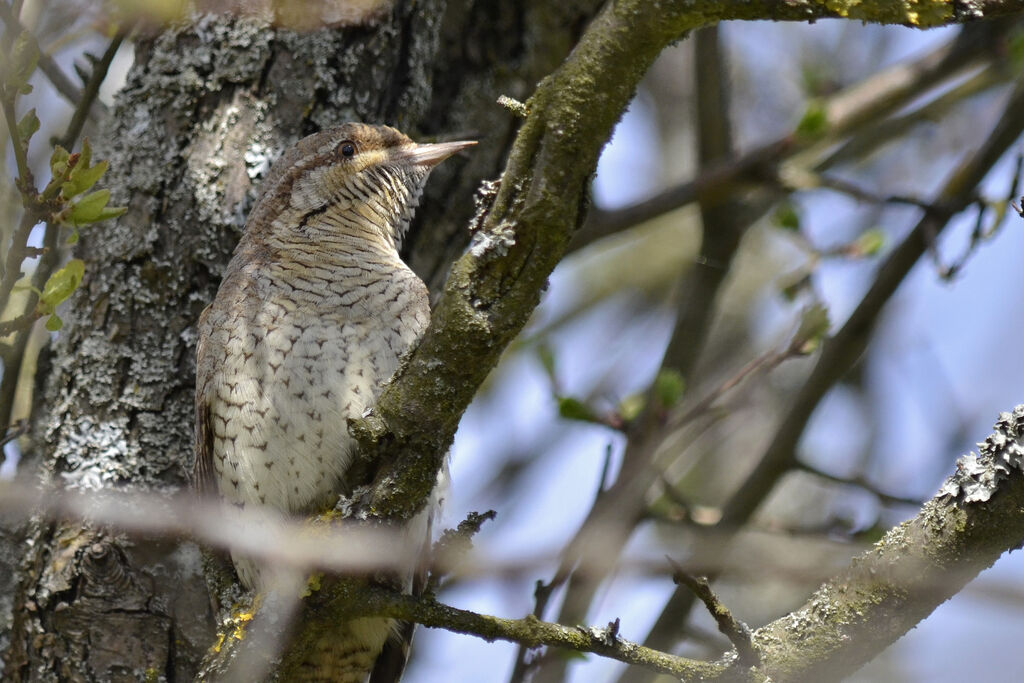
0, 3, 602, 679
3, 0, 1024, 681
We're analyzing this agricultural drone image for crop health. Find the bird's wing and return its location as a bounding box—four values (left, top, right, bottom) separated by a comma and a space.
193, 304, 218, 497
368, 621, 414, 683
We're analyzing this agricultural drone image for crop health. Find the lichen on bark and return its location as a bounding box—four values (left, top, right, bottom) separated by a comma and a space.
2, 2, 607, 678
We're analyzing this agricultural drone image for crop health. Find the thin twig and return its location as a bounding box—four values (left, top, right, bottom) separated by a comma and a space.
0, 418, 27, 447
0, 94, 33, 194
60, 25, 128, 149
667, 556, 759, 668
346, 584, 719, 680
0, 211, 37, 308
426, 509, 496, 593
795, 462, 923, 507
669, 351, 788, 432
509, 441, 616, 683
942, 152, 1024, 279
0, 311, 38, 336
810, 173, 935, 211
0, 1, 105, 120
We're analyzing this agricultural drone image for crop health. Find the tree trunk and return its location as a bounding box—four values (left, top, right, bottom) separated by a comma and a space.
0, 3, 601, 679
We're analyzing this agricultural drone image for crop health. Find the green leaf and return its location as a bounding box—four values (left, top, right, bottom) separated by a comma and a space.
1009, 27, 1024, 70
94, 205, 127, 222
66, 227, 79, 245
556, 649, 588, 662
778, 269, 812, 302
69, 189, 111, 223
792, 303, 830, 355
50, 145, 71, 178
45, 314, 63, 331
39, 259, 85, 312
9, 32, 40, 90
851, 228, 885, 257
772, 201, 801, 231
557, 396, 598, 423
795, 100, 829, 139
654, 369, 686, 409
617, 393, 644, 423
16, 108, 39, 146
62, 160, 109, 198
78, 138, 93, 172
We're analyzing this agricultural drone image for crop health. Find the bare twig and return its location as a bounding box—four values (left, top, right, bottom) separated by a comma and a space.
0, 417, 27, 447
0, 1, 106, 119
940, 152, 1024, 279
797, 172, 935, 211
0, 95, 33, 194
59, 25, 128, 149
667, 556, 759, 668
427, 509, 497, 593
795, 462, 923, 508
0, 311, 37, 336
666, 346, 792, 433
320, 582, 720, 680
0, 212, 37, 319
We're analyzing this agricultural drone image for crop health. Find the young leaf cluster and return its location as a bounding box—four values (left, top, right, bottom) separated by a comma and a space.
1, 30, 125, 335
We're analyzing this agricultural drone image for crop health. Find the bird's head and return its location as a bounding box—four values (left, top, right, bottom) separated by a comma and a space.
247, 123, 475, 251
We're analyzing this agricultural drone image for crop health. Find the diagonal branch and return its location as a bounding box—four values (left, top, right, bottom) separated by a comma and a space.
571, 20, 1016, 253
723, 407, 1024, 681
345, 0, 1024, 534
350, 0, 718, 521
638, 71, 1024, 664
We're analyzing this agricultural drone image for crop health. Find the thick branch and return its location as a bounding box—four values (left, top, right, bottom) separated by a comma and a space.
710, 407, 1024, 681
351, 0, 715, 518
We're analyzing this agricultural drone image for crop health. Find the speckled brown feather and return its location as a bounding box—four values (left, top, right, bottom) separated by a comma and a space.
193, 123, 472, 682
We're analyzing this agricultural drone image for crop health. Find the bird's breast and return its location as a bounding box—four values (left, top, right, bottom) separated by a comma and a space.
209, 272, 428, 516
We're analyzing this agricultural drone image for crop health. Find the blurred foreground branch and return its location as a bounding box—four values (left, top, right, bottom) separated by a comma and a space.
206, 406, 1024, 681
3, 405, 1024, 680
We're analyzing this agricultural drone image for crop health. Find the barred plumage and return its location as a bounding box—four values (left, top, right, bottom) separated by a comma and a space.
194, 123, 474, 682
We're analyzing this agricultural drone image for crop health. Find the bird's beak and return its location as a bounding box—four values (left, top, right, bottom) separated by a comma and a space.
395, 140, 477, 168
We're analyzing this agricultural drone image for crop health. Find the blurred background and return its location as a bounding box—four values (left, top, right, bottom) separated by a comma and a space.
2, 6, 1023, 683
412, 20, 1024, 683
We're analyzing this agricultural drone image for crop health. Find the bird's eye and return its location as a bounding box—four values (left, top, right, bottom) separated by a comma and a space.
338, 141, 357, 159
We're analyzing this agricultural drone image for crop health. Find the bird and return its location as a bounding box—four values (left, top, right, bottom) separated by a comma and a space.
193, 122, 475, 681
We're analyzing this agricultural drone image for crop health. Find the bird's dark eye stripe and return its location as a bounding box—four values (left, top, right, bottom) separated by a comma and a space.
337, 140, 357, 158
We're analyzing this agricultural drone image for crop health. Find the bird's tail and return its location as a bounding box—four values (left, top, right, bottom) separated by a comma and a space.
293, 617, 394, 683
